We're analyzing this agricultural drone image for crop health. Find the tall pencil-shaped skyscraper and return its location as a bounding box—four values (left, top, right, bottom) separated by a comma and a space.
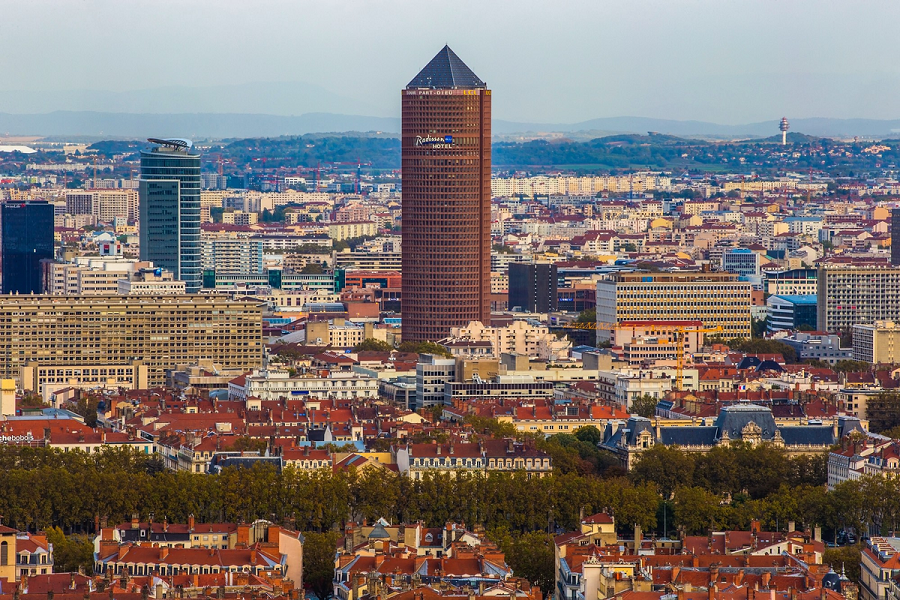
139, 138, 202, 293
401, 46, 491, 342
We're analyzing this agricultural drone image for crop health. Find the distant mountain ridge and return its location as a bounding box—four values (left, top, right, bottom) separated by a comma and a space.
2, 111, 900, 140
0, 112, 402, 140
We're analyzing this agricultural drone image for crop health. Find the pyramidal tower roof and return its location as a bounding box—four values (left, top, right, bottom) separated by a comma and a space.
407, 45, 486, 89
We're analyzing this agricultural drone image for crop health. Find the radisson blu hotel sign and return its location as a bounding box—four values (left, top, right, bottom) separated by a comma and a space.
415, 135, 454, 148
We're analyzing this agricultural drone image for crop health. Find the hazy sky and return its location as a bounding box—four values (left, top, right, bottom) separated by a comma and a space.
3, 0, 899, 124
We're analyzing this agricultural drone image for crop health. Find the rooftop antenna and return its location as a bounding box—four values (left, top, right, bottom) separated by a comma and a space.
779, 117, 790, 146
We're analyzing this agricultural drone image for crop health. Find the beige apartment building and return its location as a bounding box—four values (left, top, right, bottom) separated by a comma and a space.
0, 295, 263, 388
22, 360, 150, 400
817, 262, 900, 332
305, 320, 381, 347
222, 210, 259, 226
596, 271, 752, 340
42, 257, 150, 295
852, 321, 900, 364
41, 259, 183, 296
447, 320, 572, 361
326, 221, 377, 241
65, 189, 138, 221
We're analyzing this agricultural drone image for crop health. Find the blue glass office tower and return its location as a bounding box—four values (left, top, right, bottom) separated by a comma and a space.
139, 138, 201, 292
1, 201, 54, 294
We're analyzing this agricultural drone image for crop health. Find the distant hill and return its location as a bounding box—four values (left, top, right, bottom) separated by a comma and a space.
218, 135, 401, 169
737, 132, 824, 144
0, 112, 402, 139
4, 111, 900, 140
76, 132, 898, 176
496, 117, 900, 139
592, 133, 706, 145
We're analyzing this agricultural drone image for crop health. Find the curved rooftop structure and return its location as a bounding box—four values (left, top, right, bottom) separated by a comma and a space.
147, 138, 193, 150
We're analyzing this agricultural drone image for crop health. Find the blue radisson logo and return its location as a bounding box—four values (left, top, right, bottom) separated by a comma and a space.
415, 135, 454, 148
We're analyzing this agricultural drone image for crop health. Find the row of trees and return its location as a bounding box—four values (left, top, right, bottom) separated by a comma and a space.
2, 441, 896, 591
0, 443, 889, 540
630, 444, 827, 498
0, 446, 659, 535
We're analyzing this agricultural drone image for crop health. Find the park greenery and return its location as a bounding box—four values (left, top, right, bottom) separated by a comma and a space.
398, 341, 453, 357
0, 424, 886, 589
716, 338, 799, 363
351, 339, 453, 357
576, 308, 596, 323
353, 338, 394, 353
862, 392, 900, 434
629, 394, 660, 419
303, 531, 342, 600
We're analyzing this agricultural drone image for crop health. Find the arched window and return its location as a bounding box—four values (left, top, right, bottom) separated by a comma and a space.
0, 541, 8, 566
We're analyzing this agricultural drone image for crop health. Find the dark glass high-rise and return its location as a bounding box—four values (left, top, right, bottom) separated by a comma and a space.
1, 201, 54, 294
139, 138, 202, 292
509, 262, 558, 313
401, 46, 491, 342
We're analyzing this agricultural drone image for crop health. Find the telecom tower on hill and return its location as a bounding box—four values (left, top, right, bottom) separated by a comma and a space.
780, 117, 790, 145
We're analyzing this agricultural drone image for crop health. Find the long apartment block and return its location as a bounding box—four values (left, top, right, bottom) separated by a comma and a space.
0, 295, 263, 388
596, 271, 752, 340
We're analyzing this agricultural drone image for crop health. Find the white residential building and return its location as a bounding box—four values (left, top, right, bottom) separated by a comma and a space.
446, 320, 571, 361
228, 370, 378, 402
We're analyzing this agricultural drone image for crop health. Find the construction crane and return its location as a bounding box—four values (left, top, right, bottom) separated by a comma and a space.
555, 320, 724, 390
613, 323, 724, 391
554, 321, 598, 330
250, 157, 280, 191
666, 325, 724, 391
205, 152, 225, 176
289, 165, 323, 192
325, 159, 373, 195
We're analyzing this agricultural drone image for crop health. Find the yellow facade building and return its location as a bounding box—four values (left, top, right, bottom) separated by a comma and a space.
596, 271, 752, 340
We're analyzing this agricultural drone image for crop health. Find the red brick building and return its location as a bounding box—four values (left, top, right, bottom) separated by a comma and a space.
401, 46, 491, 342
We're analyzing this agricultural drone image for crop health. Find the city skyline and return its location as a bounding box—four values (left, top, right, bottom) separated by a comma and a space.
0, 2, 899, 598
1, 0, 899, 125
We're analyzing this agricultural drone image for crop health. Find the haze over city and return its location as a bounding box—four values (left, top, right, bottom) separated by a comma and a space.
3, 4, 900, 600
2, 0, 899, 125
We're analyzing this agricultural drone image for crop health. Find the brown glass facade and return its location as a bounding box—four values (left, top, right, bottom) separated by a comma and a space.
401, 87, 491, 342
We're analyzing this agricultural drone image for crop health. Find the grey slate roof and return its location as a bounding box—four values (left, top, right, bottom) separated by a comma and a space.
623, 416, 653, 446
737, 356, 762, 370
756, 360, 784, 373
659, 427, 718, 447
368, 523, 391, 539
407, 45, 486, 89
601, 428, 624, 450
714, 403, 778, 440
598, 405, 844, 454
778, 426, 836, 446
837, 416, 865, 438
